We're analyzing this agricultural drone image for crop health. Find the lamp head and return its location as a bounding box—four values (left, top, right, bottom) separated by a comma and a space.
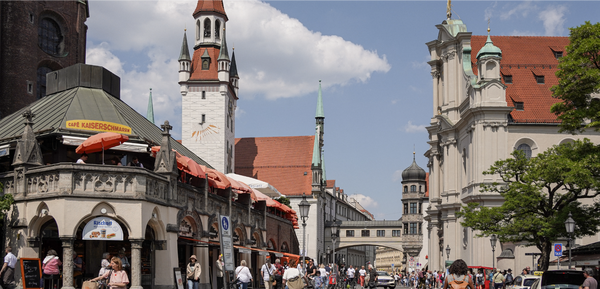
490, 234, 498, 248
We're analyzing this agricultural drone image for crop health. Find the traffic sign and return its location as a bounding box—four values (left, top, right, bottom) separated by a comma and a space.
553, 243, 563, 257
219, 215, 235, 271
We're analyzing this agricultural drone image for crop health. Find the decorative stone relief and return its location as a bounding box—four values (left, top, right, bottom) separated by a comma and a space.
146, 178, 167, 200
74, 172, 135, 194
27, 173, 59, 195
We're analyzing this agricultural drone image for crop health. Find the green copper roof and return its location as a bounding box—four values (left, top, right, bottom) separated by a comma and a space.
441, 19, 468, 37
230, 51, 239, 78
147, 88, 155, 124
315, 80, 324, 118
476, 31, 502, 59
218, 29, 230, 61
179, 30, 191, 61
312, 132, 321, 167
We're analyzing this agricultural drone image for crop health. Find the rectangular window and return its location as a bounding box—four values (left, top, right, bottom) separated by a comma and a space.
515, 102, 524, 111
554, 51, 563, 59
418, 223, 422, 235
503, 75, 513, 84
536, 75, 545, 84
361, 230, 370, 237
403, 203, 408, 215
202, 91, 206, 99
346, 230, 354, 237
392, 230, 401, 237
403, 223, 408, 235
410, 203, 417, 214
377, 230, 385, 237
410, 223, 417, 235
201, 114, 206, 123
418, 203, 422, 214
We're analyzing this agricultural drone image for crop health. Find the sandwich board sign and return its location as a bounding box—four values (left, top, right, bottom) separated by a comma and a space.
219, 215, 235, 271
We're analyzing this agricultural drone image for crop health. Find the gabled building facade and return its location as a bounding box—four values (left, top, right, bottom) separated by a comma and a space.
424, 15, 600, 271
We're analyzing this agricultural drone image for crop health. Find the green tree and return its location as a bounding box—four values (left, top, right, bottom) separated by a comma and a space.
551, 21, 600, 133
275, 196, 291, 209
0, 183, 13, 221
457, 139, 600, 270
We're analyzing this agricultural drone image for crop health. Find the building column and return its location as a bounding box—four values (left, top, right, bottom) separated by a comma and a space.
61, 237, 75, 289
196, 242, 210, 289
130, 239, 144, 289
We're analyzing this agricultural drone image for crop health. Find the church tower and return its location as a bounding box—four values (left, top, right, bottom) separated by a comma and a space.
179, 0, 238, 173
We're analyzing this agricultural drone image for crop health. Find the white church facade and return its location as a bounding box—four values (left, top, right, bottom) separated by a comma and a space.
424, 14, 600, 271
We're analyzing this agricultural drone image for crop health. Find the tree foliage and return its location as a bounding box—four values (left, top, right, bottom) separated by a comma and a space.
275, 196, 291, 209
457, 139, 600, 270
551, 21, 600, 133
0, 183, 13, 223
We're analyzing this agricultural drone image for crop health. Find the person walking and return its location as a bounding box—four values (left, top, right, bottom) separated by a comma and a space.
261, 258, 276, 289
216, 255, 224, 289
275, 259, 284, 289
580, 268, 598, 289
0, 247, 17, 287
283, 259, 303, 289
367, 264, 378, 289
235, 260, 253, 289
491, 269, 504, 289
359, 266, 366, 288
186, 255, 201, 289
90, 257, 129, 289
475, 269, 484, 289
442, 259, 474, 289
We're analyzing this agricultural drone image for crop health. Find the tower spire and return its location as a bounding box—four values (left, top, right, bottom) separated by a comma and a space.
218, 28, 230, 61
147, 88, 155, 124
179, 30, 191, 61
316, 80, 324, 118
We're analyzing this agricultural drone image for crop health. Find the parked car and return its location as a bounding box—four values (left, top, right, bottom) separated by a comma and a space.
529, 270, 585, 289
508, 275, 540, 289
377, 271, 396, 289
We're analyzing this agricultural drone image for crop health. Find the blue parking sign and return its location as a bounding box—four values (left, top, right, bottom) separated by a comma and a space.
554, 243, 563, 257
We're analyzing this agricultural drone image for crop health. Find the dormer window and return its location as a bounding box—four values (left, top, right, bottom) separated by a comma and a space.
202, 60, 209, 70
503, 75, 513, 84
536, 75, 545, 84
554, 51, 563, 59
515, 102, 524, 111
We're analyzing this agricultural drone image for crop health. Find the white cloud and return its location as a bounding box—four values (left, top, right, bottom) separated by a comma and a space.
349, 194, 378, 209
499, 1, 537, 20
539, 5, 567, 36
85, 0, 390, 135
403, 121, 427, 133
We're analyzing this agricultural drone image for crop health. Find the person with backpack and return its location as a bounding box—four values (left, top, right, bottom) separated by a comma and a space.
475, 269, 484, 289
504, 269, 514, 286
491, 269, 505, 289
443, 259, 474, 289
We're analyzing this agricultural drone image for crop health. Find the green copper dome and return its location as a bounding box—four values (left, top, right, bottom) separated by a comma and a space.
476, 31, 502, 60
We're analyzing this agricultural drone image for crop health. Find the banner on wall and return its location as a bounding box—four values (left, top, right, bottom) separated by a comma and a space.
66, 120, 132, 134
82, 216, 124, 241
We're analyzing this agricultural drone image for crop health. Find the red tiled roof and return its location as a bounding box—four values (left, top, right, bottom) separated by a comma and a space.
326, 180, 335, 189
471, 36, 569, 123
190, 47, 219, 81
235, 136, 314, 196
193, 0, 228, 20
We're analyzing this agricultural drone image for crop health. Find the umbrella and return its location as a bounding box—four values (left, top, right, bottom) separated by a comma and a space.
76, 132, 129, 164
182, 156, 206, 178
206, 168, 231, 189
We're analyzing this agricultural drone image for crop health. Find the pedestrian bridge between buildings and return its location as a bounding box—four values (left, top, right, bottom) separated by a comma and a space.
331, 220, 418, 253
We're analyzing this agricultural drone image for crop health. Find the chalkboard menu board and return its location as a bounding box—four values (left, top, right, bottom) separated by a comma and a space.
20, 258, 42, 289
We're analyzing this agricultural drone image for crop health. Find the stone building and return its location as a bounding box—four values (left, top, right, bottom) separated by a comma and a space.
424, 11, 600, 271
0, 0, 88, 119
400, 155, 428, 271
0, 63, 298, 289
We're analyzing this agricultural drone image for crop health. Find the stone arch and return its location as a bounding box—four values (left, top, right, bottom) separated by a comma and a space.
281, 242, 289, 253
203, 18, 211, 38
209, 222, 219, 240
71, 202, 131, 237
233, 226, 245, 245
267, 238, 277, 251
176, 209, 203, 238
145, 207, 166, 241
38, 10, 68, 56
559, 138, 575, 145
28, 202, 54, 237
251, 230, 262, 248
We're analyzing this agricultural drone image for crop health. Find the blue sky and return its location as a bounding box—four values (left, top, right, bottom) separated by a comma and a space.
86, 0, 600, 220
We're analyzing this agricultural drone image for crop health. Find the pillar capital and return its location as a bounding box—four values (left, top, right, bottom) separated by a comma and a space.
130, 239, 144, 249
60, 237, 75, 248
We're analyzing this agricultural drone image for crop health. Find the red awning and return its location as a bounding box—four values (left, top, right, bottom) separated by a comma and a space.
206, 168, 231, 189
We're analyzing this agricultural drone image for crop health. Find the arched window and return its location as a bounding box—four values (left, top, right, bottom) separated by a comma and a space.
203, 18, 211, 38
38, 17, 62, 55
517, 143, 532, 159
410, 185, 416, 192
37, 66, 53, 99
403, 186, 408, 193
196, 20, 200, 40
215, 20, 221, 39
419, 185, 422, 192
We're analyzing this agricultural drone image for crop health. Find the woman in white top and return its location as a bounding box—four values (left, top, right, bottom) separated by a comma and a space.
475, 269, 484, 289
283, 259, 303, 289
319, 264, 328, 284
235, 260, 253, 289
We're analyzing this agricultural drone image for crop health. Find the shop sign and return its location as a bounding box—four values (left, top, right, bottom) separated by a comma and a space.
82, 216, 124, 241
218, 215, 235, 271
66, 120, 132, 134
179, 219, 193, 237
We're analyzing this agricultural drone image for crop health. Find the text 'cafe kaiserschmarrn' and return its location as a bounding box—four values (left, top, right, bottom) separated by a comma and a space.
0, 64, 300, 289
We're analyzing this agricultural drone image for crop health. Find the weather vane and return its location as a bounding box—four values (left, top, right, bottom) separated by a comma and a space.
446, 0, 452, 19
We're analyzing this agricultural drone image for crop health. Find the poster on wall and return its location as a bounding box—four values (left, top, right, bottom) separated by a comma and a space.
82, 216, 124, 240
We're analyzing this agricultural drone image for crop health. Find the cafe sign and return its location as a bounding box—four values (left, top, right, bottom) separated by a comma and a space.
82, 216, 124, 241
66, 120, 132, 134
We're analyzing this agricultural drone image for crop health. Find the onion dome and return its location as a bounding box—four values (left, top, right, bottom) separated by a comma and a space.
402, 153, 426, 182
476, 28, 502, 60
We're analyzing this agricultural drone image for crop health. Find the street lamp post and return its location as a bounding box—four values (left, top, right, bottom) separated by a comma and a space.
565, 212, 575, 269
331, 220, 339, 273
446, 245, 451, 261
327, 246, 331, 263
490, 234, 498, 269
298, 193, 311, 274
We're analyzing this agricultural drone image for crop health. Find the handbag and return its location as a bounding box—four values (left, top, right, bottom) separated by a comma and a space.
83, 281, 99, 289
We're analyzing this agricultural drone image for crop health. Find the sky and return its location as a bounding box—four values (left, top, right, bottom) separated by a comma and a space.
85, 0, 600, 220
